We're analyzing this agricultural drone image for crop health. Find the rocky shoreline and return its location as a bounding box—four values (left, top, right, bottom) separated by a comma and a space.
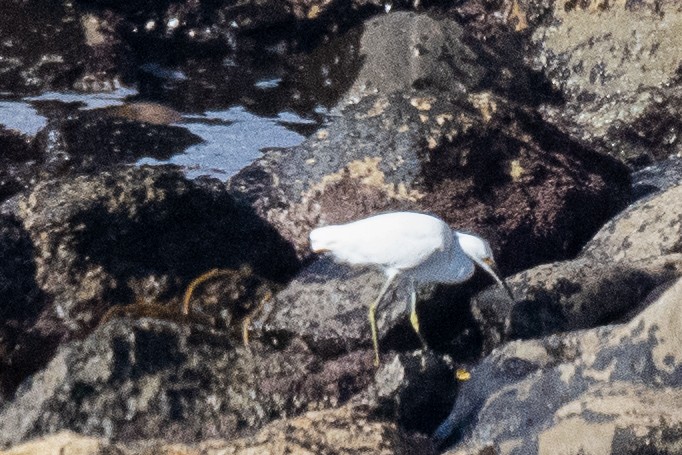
2, 1, 682, 454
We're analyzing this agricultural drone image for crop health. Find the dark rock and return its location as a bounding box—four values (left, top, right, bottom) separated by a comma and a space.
344, 12, 485, 102
230, 12, 630, 272
30, 106, 201, 174
261, 257, 414, 358
0, 214, 50, 400
357, 350, 458, 435
471, 183, 682, 353
262, 254, 486, 362
0, 166, 299, 399
0, 317, 375, 447
436, 277, 682, 454
473, 253, 682, 353
230, 88, 630, 273
0, 127, 39, 203
15, 166, 299, 336
231, 12, 630, 366
1, 104, 200, 206
0, 0, 129, 94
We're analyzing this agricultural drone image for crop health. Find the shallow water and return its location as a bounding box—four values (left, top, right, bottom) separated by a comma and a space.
0, 87, 321, 180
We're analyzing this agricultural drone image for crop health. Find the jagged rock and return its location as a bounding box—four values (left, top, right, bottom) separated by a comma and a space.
30, 107, 201, 175
472, 182, 682, 352
0, 0, 129, 93
436, 277, 682, 454
344, 12, 485, 102
230, 13, 630, 272
356, 350, 458, 435
583, 183, 682, 263
15, 166, 298, 335
447, 0, 682, 168
0, 166, 299, 400
0, 127, 38, 203
0, 215, 47, 400
232, 14, 629, 361
0, 318, 375, 447
1, 404, 434, 455
261, 257, 415, 358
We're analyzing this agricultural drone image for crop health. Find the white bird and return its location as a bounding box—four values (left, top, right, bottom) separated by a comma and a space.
309, 211, 514, 366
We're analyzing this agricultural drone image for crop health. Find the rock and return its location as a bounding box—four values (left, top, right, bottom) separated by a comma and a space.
231, 20, 630, 358
230, 13, 630, 269
30, 107, 201, 175
527, 1, 682, 167
344, 12, 485, 102
0, 318, 375, 447
583, 183, 682, 263
0, 215, 49, 400
1, 404, 434, 455
631, 156, 682, 201
0, 128, 38, 203
230, 88, 630, 271
473, 253, 682, 353
264, 249, 488, 362
472, 182, 682, 352
0, 1, 129, 93
356, 350, 458, 435
436, 277, 682, 454
0, 166, 299, 400
207, 403, 435, 455
0, 431, 106, 455
261, 257, 415, 358
16, 166, 298, 335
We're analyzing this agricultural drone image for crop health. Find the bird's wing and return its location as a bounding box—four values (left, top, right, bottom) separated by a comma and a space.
344, 216, 449, 270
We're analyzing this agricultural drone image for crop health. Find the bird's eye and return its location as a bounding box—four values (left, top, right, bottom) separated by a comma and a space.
483, 257, 495, 266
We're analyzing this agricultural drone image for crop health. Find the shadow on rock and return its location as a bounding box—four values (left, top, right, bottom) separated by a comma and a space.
31, 103, 202, 174
9, 166, 300, 383
471, 182, 682, 355
437, 277, 682, 454
0, 214, 52, 399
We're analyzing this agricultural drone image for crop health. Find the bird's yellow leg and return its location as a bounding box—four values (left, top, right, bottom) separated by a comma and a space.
369, 273, 397, 367
409, 281, 428, 349
369, 302, 380, 367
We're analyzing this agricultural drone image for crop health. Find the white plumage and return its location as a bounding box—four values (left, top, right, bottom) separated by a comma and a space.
310, 211, 513, 366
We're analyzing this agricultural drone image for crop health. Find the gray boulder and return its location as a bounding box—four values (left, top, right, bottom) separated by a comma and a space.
472, 182, 682, 352
437, 277, 682, 454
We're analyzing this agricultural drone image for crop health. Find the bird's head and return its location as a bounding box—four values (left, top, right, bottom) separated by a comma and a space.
455, 232, 515, 302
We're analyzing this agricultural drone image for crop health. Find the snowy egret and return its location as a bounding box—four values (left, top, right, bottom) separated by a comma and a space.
310, 211, 514, 366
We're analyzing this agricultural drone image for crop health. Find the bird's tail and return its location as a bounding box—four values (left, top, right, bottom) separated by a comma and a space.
309, 225, 336, 253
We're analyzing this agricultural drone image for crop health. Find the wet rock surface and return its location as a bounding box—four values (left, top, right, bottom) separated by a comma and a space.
0, 166, 299, 400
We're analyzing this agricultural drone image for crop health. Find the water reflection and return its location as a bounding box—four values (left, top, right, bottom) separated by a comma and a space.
138, 107, 315, 179
0, 89, 318, 181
